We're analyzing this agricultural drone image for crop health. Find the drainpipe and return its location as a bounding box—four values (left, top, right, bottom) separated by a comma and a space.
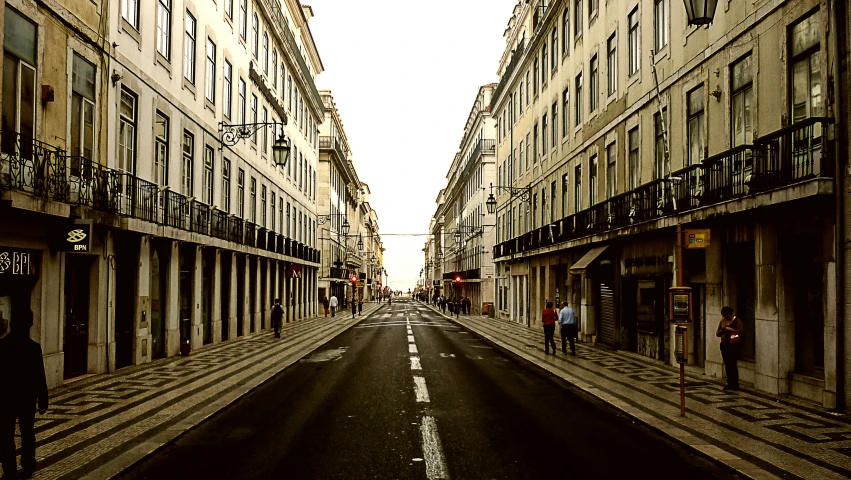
830, 0, 846, 412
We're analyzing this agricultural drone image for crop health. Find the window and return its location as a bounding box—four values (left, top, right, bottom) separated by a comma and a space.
574, 165, 582, 211
628, 127, 640, 190
184, 12, 196, 83
589, 0, 598, 19
575, 73, 583, 125
654, 0, 668, 52
562, 8, 569, 56
533, 58, 539, 96
70, 54, 95, 162
525, 71, 530, 107
519, 82, 523, 110
271, 193, 276, 232
225, 0, 233, 20
607, 34, 617, 96
552, 102, 558, 147
562, 88, 569, 137
287, 75, 293, 110
280, 63, 285, 94
286, 202, 291, 236
606, 143, 616, 198
238, 78, 246, 123
272, 49, 278, 88
541, 115, 547, 155
731, 55, 753, 147
154, 112, 169, 185
278, 199, 283, 233
250, 177, 256, 222
121, 0, 139, 29
628, 7, 640, 76
262, 32, 269, 73
590, 55, 598, 112
205, 38, 215, 103
222, 158, 231, 212
223, 60, 232, 118
551, 28, 558, 70
574, 0, 582, 38
156, 0, 172, 60
687, 85, 705, 165
533, 123, 538, 164
237, 169, 245, 217
250, 94, 257, 143
550, 181, 557, 222
790, 13, 822, 123
203, 146, 214, 205
118, 88, 137, 174
525, 132, 530, 169
262, 107, 268, 152
182, 131, 194, 196
589, 155, 598, 205
239, 0, 247, 40
261, 185, 267, 227
542, 44, 548, 84
540, 188, 546, 226
654, 110, 666, 179
562, 173, 569, 215
252, 14, 259, 57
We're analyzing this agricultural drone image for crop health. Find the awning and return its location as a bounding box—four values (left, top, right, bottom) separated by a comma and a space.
569, 246, 609, 272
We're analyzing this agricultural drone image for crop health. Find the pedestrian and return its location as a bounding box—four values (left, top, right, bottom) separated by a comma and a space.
440, 296, 446, 314
716, 306, 745, 391
322, 296, 330, 317
0, 310, 48, 480
351, 297, 358, 318
271, 298, 284, 338
558, 301, 578, 355
329, 295, 338, 317
541, 301, 558, 355
358, 298, 363, 316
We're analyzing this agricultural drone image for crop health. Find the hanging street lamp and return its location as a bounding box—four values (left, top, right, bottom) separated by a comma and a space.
683, 0, 719, 26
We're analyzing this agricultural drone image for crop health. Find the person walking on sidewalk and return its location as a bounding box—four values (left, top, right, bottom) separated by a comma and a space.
329, 295, 338, 317
271, 299, 284, 338
541, 301, 558, 355
351, 297, 358, 318
558, 302, 577, 355
0, 310, 48, 480
716, 306, 744, 391
358, 298, 363, 316
322, 296, 330, 317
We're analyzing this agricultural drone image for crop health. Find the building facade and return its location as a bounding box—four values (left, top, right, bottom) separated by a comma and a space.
0, 0, 327, 389
488, 0, 846, 409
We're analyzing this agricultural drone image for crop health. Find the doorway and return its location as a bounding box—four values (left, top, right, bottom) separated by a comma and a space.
202, 250, 213, 345
221, 253, 231, 341
114, 237, 138, 369
178, 247, 193, 347
150, 246, 166, 358
236, 255, 245, 336
64, 255, 92, 378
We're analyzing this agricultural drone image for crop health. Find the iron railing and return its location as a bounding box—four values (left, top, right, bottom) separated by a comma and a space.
490, 39, 525, 112
494, 117, 835, 259
0, 131, 67, 200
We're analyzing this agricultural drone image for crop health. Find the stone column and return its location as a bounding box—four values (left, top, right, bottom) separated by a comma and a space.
90, 230, 116, 373
165, 241, 181, 357
704, 229, 724, 379
255, 258, 264, 330
212, 249, 222, 344
754, 222, 783, 394
135, 236, 152, 365
823, 224, 839, 409
228, 252, 238, 339
263, 258, 271, 328
580, 273, 597, 342
190, 246, 203, 351
242, 256, 251, 336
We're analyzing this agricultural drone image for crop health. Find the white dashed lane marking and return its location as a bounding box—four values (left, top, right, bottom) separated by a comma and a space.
410, 357, 422, 370
413, 376, 430, 402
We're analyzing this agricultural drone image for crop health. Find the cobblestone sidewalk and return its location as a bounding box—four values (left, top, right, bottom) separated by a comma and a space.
422, 303, 851, 480
1, 303, 384, 480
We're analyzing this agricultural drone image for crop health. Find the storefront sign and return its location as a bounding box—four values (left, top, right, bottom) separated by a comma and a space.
685, 229, 710, 249
0, 248, 38, 277
54, 221, 92, 253
287, 264, 302, 278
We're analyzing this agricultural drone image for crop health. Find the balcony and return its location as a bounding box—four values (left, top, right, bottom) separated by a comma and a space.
494, 117, 834, 259
319, 136, 347, 162
490, 39, 525, 112
0, 131, 318, 264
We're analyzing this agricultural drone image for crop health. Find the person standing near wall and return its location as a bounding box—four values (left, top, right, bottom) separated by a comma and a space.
716, 306, 745, 391
558, 301, 577, 355
0, 310, 48, 480
329, 295, 338, 317
541, 301, 558, 355
271, 299, 284, 338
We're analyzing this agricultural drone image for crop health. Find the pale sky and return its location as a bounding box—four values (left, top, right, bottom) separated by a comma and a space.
310, 0, 516, 290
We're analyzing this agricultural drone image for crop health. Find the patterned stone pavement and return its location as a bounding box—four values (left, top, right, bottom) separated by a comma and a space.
0, 302, 384, 480
422, 303, 851, 480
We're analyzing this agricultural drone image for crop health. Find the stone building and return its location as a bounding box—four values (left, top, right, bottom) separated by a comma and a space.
318, 91, 383, 307
427, 84, 498, 314
489, 0, 846, 409
0, 0, 327, 389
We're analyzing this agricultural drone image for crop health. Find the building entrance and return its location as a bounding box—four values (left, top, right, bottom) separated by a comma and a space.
64, 255, 92, 378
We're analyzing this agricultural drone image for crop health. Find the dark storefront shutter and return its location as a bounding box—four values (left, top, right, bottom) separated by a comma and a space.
599, 283, 616, 346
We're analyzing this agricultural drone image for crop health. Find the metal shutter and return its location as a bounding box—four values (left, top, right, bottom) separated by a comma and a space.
599, 283, 616, 346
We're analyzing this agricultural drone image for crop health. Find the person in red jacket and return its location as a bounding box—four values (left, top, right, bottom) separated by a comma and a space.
541, 301, 558, 355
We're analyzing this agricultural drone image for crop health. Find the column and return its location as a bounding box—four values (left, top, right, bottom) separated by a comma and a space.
165, 241, 181, 357
242, 257, 251, 336
212, 249, 222, 344
704, 229, 724, 378
90, 230, 117, 373
823, 225, 838, 409
228, 252, 238, 339
754, 222, 782, 394
580, 273, 596, 342
256, 258, 266, 330
135, 236, 152, 365
190, 246, 203, 350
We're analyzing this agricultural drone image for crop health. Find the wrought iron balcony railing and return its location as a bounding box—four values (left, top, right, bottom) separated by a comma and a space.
494, 117, 834, 259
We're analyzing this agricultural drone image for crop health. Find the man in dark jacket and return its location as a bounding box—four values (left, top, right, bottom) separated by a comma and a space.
271, 299, 284, 338
0, 310, 48, 479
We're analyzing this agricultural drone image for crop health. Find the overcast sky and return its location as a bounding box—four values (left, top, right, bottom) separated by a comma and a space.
310, 0, 516, 290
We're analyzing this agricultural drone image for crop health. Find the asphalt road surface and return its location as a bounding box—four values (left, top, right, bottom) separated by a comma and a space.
119, 299, 733, 479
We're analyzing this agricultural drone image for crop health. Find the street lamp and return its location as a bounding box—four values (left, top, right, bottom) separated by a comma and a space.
486, 192, 498, 214
357, 235, 364, 251
454, 231, 461, 244
272, 132, 291, 167
484, 183, 531, 215
342, 220, 350, 236
219, 121, 290, 167
682, 0, 719, 26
